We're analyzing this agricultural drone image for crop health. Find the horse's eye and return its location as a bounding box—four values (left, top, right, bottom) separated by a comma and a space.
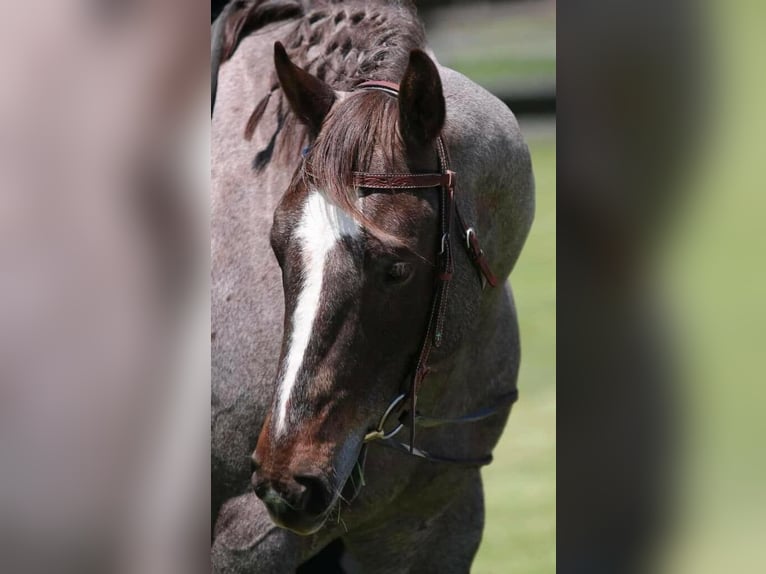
385, 262, 414, 285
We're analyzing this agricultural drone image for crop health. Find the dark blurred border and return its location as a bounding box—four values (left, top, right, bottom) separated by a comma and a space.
557, 0, 704, 572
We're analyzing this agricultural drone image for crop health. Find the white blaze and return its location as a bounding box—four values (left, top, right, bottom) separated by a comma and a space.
274, 191, 359, 435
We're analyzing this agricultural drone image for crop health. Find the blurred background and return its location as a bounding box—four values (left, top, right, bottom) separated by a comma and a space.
558, 0, 766, 573
0, 1, 209, 572
653, 2, 766, 572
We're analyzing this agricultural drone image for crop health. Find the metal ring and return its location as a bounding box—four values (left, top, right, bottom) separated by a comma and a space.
377, 393, 406, 429
365, 421, 404, 442
365, 393, 407, 443
380, 422, 404, 440
465, 228, 476, 250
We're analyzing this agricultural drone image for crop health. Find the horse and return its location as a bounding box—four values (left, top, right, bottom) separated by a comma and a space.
211, 1, 534, 571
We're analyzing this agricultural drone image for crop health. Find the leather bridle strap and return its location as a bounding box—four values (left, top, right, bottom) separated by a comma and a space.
353, 83, 497, 289
354, 80, 504, 467
351, 162, 497, 290
355, 79, 401, 96
352, 172, 452, 190
372, 438, 494, 466
414, 389, 518, 428
374, 389, 519, 466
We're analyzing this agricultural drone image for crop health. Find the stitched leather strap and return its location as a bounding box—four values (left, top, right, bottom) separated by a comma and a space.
455, 207, 499, 288
355, 79, 401, 95
353, 167, 494, 289
352, 172, 454, 190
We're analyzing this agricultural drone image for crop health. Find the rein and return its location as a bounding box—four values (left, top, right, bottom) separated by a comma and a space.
349, 80, 513, 469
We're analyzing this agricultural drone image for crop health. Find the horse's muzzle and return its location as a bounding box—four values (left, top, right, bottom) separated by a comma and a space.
252, 471, 334, 535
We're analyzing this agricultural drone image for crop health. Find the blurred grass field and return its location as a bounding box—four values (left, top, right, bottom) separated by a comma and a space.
653, 2, 766, 571
473, 128, 556, 574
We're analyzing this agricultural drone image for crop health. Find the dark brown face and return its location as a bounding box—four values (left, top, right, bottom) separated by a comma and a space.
253, 177, 437, 533
252, 43, 446, 534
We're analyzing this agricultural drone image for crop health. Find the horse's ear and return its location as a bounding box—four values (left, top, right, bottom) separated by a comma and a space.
274, 41, 336, 135
399, 50, 446, 147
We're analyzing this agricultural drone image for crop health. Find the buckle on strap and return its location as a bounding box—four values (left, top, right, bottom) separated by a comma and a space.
465, 227, 476, 251
439, 233, 449, 255
445, 170, 456, 190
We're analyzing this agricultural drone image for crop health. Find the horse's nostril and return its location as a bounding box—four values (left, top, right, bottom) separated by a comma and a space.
253, 479, 269, 499
294, 474, 332, 516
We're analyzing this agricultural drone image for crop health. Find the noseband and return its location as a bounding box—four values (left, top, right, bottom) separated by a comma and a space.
348, 81, 517, 470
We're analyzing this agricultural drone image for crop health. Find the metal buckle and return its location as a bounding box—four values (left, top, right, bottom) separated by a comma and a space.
465, 228, 476, 250
440, 233, 449, 255
445, 170, 456, 190
364, 393, 406, 443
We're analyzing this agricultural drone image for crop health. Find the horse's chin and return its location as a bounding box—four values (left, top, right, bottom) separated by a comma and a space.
268, 504, 333, 536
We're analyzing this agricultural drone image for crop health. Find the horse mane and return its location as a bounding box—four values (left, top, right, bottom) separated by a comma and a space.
219, 0, 426, 176
305, 90, 406, 239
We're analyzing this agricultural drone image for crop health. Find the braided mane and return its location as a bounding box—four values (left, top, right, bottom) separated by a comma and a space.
219, 0, 425, 171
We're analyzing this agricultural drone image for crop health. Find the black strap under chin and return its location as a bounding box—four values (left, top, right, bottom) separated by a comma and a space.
383, 390, 519, 467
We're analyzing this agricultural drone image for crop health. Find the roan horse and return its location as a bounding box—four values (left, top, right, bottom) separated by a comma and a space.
211, 1, 534, 571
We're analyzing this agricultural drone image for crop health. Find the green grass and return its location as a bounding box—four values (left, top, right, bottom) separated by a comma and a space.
427, 2, 556, 96
449, 58, 556, 85
472, 132, 556, 574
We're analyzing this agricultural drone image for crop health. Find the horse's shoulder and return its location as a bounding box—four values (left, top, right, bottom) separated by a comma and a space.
438, 65, 535, 277
439, 66, 529, 159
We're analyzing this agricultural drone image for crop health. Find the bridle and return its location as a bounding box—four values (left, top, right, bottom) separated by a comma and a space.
344, 81, 518, 474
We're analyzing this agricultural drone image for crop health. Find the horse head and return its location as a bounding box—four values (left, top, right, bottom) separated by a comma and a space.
252, 42, 446, 535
